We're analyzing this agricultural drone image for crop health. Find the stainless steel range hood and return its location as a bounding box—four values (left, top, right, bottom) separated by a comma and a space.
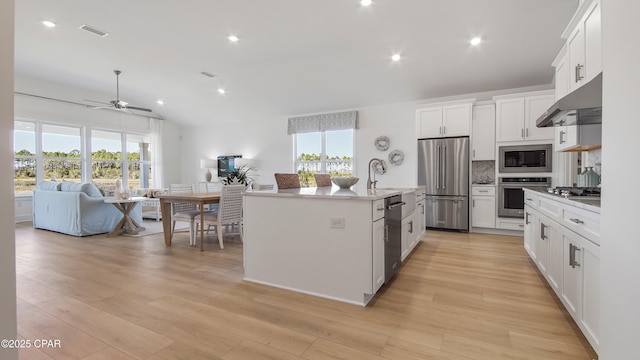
536, 72, 602, 128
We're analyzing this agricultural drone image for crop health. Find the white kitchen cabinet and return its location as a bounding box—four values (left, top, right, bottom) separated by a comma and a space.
471, 103, 495, 160
580, 236, 600, 349
495, 92, 554, 142
372, 218, 385, 293
415, 198, 425, 243
564, 0, 602, 92
523, 188, 600, 353
471, 186, 495, 228
553, 45, 571, 101
555, 123, 602, 152
401, 212, 416, 261
417, 102, 472, 139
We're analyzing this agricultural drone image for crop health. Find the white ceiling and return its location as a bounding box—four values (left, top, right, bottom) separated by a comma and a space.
15, 0, 578, 127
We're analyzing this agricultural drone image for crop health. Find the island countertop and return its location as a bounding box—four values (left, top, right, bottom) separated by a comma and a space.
244, 186, 402, 201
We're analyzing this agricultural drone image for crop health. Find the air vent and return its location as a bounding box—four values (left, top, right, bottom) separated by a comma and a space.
78, 24, 109, 37
201, 71, 216, 78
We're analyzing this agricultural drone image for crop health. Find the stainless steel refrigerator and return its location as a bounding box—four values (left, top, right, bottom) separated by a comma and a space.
418, 137, 469, 232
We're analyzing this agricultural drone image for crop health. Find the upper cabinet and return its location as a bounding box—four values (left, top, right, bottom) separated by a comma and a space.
495, 92, 555, 142
471, 103, 495, 160
563, 0, 602, 93
416, 101, 473, 139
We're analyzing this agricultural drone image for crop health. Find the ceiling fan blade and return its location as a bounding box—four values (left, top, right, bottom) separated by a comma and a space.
126, 105, 153, 112
85, 99, 111, 105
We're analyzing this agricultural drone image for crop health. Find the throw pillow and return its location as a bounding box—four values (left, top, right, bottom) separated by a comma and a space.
38, 181, 61, 191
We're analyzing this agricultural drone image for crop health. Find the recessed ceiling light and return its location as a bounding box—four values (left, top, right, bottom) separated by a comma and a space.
157, 100, 164, 105
361, 0, 372, 6
218, 88, 226, 95
470, 37, 482, 46
391, 54, 401, 62
42, 20, 56, 28
228, 35, 239, 42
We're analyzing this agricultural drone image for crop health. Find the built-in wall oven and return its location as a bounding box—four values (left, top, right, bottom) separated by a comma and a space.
499, 144, 553, 173
498, 177, 551, 218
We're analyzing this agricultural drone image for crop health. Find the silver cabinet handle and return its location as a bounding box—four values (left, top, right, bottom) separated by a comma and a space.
377, 206, 384, 211
472, 199, 476, 208
384, 225, 389, 243
521, 129, 524, 138
526, 128, 529, 138
479, 190, 489, 193
473, 149, 475, 158
569, 244, 574, 266
570, 218, 585, 224
540, 223, 547, 240
559, 130, 566, 144
443, 126, 446, 134
436, 145, 440, 189
575, 64, 584, 82
526, 197, 533, 201
439, 126, 442, 135
409, 221, 413, 234
525, 212, 530, 225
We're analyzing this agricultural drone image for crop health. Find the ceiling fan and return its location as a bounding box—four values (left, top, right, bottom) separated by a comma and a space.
88, 70, 152, 113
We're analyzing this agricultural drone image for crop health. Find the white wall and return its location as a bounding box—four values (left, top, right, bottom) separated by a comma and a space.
181, 83, 553, 189
1, 0, 18, 358
599, 0, 640, 358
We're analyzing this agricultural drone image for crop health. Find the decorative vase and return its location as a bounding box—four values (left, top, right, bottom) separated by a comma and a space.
585, 167, 600, 187
115, 179, 123, 199
205, 168, 212, 182
577, 168, 588, 187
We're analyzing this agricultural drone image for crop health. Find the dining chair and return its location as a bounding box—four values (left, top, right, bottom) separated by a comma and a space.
194, 184, 245, 249
169, 183, 200, 246
204, 182, 222, 212
314, 173, 332, 187
274, 173, 301, 189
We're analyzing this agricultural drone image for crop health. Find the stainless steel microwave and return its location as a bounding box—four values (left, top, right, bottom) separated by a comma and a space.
498, 144, 552, 173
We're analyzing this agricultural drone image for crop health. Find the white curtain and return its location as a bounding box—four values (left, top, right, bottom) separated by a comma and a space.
150, 118, 164, 188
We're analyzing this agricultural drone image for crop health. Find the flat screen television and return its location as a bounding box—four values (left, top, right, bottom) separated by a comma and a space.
217, 155, 242, 178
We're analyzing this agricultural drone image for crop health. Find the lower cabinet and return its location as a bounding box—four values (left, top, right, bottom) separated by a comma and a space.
524, 189, 600, 353
372, 218, 385, 293
401, 212, 416, 261
415, 199, 426, 242
472, 186, 496, 228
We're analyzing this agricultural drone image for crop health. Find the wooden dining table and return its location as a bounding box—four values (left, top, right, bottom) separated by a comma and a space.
157, 192, 221, 251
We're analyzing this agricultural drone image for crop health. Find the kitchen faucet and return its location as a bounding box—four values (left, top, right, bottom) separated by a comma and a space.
367, 158, 386, 189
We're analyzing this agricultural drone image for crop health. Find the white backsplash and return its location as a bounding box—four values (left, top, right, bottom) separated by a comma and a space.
583, 148, 602, 174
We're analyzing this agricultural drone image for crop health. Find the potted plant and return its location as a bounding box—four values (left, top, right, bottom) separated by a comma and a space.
221, 164, 254, 186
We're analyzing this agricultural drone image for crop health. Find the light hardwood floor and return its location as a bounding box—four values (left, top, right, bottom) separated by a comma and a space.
15, 222, 597, 360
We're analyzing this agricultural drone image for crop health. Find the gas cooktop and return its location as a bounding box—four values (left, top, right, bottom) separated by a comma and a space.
547, 186, 601, 197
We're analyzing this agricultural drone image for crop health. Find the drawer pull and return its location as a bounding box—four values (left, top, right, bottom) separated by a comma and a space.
479, 190, 489, 193
526, 198, 533, 201
570, 218, 584, 224
377, 206, 384, 211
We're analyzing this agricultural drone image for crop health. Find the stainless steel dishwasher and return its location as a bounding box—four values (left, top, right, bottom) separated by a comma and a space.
384, 194, 404, 283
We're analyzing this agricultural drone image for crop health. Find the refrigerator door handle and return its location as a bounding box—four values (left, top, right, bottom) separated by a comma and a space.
436, 145, 440, 189
442, 145, 447, 190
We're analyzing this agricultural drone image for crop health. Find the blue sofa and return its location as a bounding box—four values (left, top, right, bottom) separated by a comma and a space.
32, 181, 143, 236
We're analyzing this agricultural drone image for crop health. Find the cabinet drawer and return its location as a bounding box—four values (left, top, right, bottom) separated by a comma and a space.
472, 186, 495, 196
524, 192, 538, 207
372, 199, 385, 221
497, 218, 525, 231
539, 197, 562, 218
563, 207, 600, 245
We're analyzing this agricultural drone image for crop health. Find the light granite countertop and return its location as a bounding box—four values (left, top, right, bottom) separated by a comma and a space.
245, 186, 402, 201
524, 187, 601, 213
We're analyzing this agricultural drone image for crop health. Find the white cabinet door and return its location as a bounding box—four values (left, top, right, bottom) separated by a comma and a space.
401, 214, 415, 261
372, 219, 385, 293
525, 95, 555, 141
417, 107, 443, 139
472, 196, 496, 228
524, 207, 535, 258
583, 0, 602, 82
561, 226, 582, 319
547, 219, 563, 294
568, 24, 585, 92
496, 98, 525, 142
580, 237, 600, 351
442, 103, 471, 137
472, 104, 495, 160
537, 213, 560, 276
415, 200, 425, 243
554, 48, 571, 100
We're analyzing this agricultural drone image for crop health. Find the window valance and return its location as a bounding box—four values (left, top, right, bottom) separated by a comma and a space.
287, 110, 358, 135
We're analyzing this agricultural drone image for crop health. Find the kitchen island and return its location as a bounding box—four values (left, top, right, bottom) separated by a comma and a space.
242, 186, 402, 306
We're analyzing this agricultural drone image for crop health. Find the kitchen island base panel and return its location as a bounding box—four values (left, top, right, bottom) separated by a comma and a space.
243, 195, 379, 306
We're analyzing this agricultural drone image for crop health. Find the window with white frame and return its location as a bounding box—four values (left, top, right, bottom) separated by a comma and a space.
290, 111, 357, 187
13, 120, 154, 194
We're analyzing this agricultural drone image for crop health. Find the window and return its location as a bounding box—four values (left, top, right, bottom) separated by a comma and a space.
14, 121, 36, 194
295, 129, 354, 187
126, 134, 152, 189
13, 120, 155, 194
42, 124, 82, 182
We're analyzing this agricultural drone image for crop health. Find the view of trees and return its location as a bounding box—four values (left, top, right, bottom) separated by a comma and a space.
296, 153, 353, 187
14, 149, 149, 194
